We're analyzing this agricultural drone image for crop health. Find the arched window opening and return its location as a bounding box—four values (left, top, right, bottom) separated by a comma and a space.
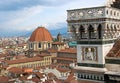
79, 25, 86, 39
110, 10, 112, 16
30, 43, 33, 49
38, 42, 41, 48
111, 24, 114, 32
106, 10, 108, 15
88, 25, 94, 39
72, 25, 76, 32
98, 24, 102, 39
107, 24, 109, 31
114, 25, 117, 32
71, 25, 77, 39
114, 11, 116, 16
48, 43, 50, 48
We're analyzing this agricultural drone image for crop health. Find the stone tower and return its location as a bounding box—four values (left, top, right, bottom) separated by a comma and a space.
57, 32, 62, 42
67, 0, 120, 83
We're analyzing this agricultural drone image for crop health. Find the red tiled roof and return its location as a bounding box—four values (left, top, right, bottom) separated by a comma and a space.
48, 73, 56, 78
107, 39, 120, 57
5, 57, 43, 65
14, 55, 27, 59
65, 73, 76, 83
58, 48, 77, 53
18, 43, 27, 47
36, 53, 51, 57
47, 49, 57, 53
56, 57, 76, 61
52, 42, 65, 45
31, 77, 40, 83
8, 67, 23, 74
19, 76, 27, 81
54, 78, 63, 83
0, 65, 9, 69
34, 72, 44, 78
19, 76, 40, 83
0, 76, 10, 83
23, 68, 33, 73
29, 27, 52, 42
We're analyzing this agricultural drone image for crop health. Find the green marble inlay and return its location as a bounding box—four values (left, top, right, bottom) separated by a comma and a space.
77, 63, 105, 68
77, 40, 115, 45
106, 58, 120, 64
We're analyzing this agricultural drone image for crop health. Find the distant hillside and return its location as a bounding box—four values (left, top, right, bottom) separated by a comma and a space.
0, 22, 68, 37
24, 27, 68, 37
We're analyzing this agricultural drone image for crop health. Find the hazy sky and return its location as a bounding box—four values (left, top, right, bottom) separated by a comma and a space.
0, 0, 106, 31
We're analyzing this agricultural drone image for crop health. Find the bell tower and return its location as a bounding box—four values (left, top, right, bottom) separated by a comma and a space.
67, 3, 120, 83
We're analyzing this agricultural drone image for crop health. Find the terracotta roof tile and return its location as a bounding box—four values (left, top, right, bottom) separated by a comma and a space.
58, 48, 77, 53
65, 73, 76, 83
5, 57, 43, 65
36, 53, 51, 57
19, 76, 27, 81
23, 68, 33, 73
107, 39, 120, 57
8, 67, 23, 74
18, 43, 27, 47
19, 76, 40, 83
0, 76, 10, 83
29, 27, 53, 42
47, 49, 57, 53
48, 73, 56, 78
14, 55, 27, 59
34, 72, 44, 78
54, 78, 63, 83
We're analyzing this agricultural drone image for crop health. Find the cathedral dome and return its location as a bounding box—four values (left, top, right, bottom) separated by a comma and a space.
29, 27, 52, 42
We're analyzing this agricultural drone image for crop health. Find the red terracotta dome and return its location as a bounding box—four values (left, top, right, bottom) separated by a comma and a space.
29, 27, 52, 42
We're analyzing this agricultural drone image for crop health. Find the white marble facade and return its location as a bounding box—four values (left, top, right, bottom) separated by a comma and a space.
77, 43, 114, 65
67, 6, 120, 40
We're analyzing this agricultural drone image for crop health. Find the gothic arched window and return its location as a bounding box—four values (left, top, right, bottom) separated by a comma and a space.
79, 25, 86, 39
98, 24, 102, 39
88, 25, 94, 39
71, 25, 77, 39
72, 25, 76, 32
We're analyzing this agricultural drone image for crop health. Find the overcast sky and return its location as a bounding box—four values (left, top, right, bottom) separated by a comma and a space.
0, 0, 106, 31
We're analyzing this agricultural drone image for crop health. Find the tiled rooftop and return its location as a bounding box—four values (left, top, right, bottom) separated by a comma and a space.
29, 27, 52, 42
0, 76, 10, 83
52, 42, 65, 45
5, 57, 43, 65
107, 38, 120, 57
8, 67, 23, 74
47, 49, 57, 53
58, 48, 77, 53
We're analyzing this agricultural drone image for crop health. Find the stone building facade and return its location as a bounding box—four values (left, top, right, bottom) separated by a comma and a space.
67, 0, 120, 83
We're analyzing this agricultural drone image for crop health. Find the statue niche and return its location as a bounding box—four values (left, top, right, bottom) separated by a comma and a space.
83, 47, 97, 61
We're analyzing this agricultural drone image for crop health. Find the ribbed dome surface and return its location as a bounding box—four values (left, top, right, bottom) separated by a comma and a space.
29, 27, 52, 42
